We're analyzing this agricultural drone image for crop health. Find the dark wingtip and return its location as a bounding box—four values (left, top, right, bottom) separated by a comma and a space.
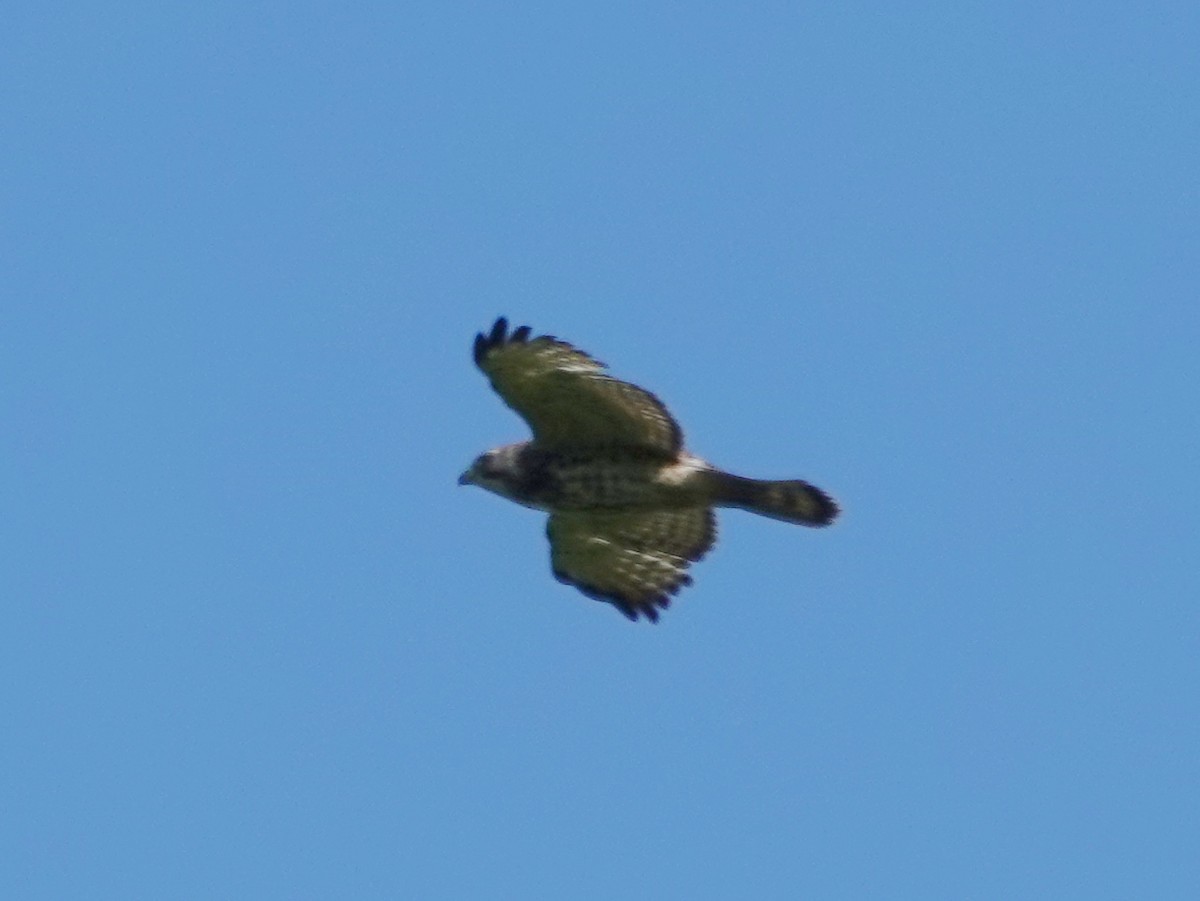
553, 566, 686, 624
474, 317, 536, 366
489, 317, 508, 343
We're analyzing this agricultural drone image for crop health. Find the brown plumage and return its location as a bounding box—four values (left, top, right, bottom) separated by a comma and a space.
459, 317, 838, 622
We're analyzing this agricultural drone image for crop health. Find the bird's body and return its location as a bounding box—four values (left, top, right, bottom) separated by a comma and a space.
460, 318, 838, 622
471, 442, 711, 512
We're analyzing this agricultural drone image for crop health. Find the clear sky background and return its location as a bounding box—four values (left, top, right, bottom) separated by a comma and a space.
3, 3, 1198, 898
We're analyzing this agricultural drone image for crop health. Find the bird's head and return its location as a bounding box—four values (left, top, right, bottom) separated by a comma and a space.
457, 450, 499, 488
457, 445, 526, 499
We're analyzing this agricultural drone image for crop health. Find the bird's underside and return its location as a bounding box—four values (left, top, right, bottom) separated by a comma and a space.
459, 317, 838, 622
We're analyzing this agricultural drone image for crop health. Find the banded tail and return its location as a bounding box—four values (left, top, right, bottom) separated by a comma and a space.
713, 473, 839, 527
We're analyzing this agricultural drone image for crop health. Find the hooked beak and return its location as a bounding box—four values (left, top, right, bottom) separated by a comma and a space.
457, 469, 474, 486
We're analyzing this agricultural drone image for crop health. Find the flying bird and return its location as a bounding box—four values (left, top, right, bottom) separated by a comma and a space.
459, 317, 838, 622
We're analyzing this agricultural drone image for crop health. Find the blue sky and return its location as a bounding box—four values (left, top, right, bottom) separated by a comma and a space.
3, 2, 1198, 897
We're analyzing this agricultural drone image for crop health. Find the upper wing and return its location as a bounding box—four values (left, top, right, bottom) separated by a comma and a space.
547, 508, 716, 622
473, 317, 682, 454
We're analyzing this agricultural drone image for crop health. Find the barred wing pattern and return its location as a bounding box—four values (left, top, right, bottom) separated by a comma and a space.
547, 508, 716, 622
474, 317, 682, 454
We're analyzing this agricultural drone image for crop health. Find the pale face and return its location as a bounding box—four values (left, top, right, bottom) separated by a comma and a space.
457, 444, 535, 506
458, 450, 504, 489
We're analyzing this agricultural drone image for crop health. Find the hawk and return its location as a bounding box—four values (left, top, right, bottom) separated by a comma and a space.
459, 317, 838, 622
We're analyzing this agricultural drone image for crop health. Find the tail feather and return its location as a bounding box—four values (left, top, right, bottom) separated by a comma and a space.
713, 474, 839, 526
